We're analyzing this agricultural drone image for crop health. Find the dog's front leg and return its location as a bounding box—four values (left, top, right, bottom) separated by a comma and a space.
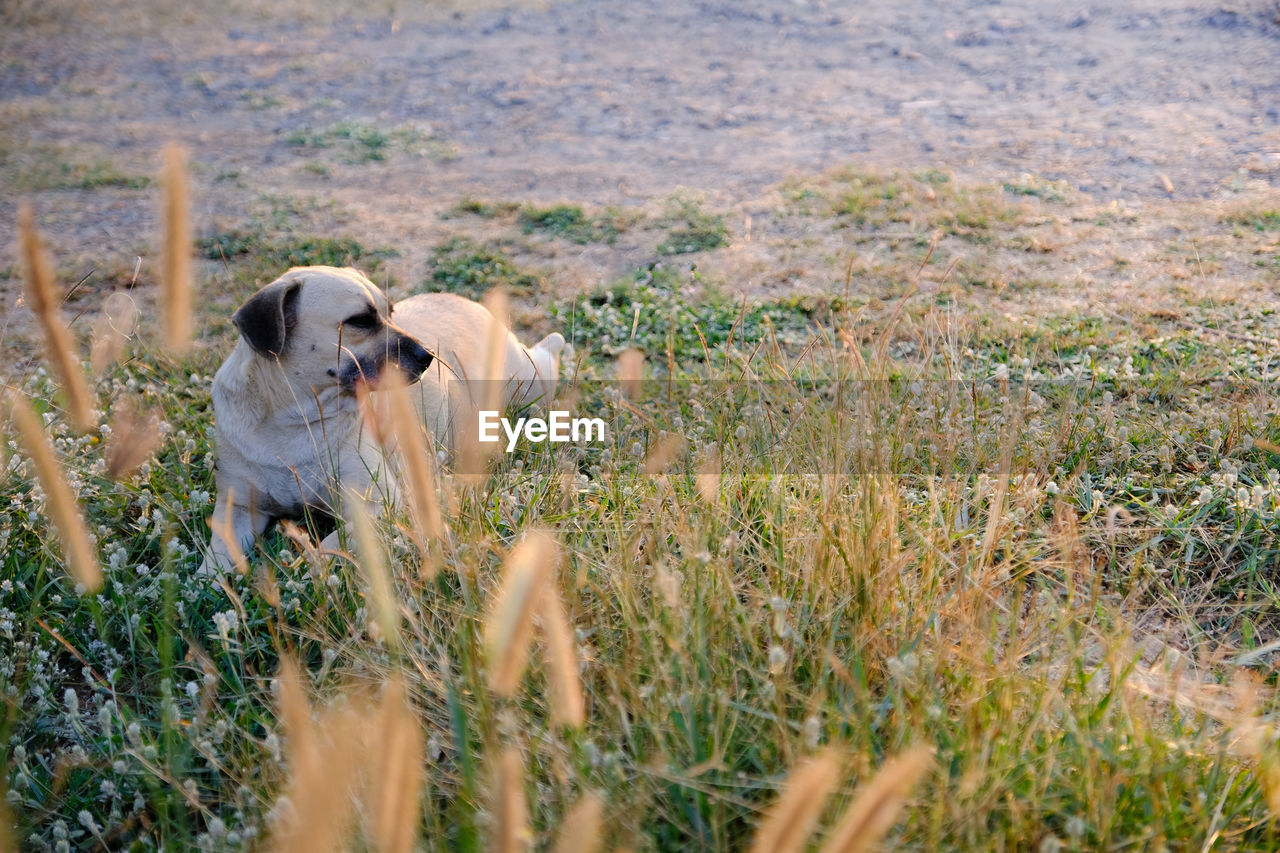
199, 497, 269, 576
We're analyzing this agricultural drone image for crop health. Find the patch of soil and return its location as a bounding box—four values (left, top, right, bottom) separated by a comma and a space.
1, 0, 1277, 331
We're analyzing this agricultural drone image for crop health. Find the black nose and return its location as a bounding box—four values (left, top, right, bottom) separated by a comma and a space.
395, 334, 434, 378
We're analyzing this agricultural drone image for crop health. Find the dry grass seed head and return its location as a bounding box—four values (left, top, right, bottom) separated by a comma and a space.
481, 286, 510, 411
617, 347, 644, 398
819, 745, 933, 853
486, 530, 557, 697
270, 657, 362, 853
492, 747, 530, 853
7, 390, 101, 592
539, 579, 585, 728
18, 203, 95, 433
748, 751, 842, 853
346, 488, 401, 650
643, 433, 686, 476
105, 397, 161, 479
160, 142, 192, 353
206, 489, 250, 577
367, 676, 425, 853
90, 291, 139, 376
551, 792, 605, 853
378, 372, 447, 576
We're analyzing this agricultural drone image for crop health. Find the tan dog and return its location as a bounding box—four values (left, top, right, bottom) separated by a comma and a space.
200, 266, 564, 574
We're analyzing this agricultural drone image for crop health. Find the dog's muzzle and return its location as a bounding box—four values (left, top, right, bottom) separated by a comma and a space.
339, 330, 434, 390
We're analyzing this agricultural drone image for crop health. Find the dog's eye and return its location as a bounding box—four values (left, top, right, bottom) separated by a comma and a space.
343, 311, 379, 331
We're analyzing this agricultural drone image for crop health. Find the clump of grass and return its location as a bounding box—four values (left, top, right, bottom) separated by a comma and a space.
0, 140, 151, 191
656, 196, 730, 255
197, 229, 398, 290
1224, 208, 1280, 231
286, 121, 457, 164
1002, 175, 1070, 201
440, 197, 522, 219
518, 203, 636, 245
783, 166, 1020, 240
555, 264, 849, 360
424, 236, 546, 300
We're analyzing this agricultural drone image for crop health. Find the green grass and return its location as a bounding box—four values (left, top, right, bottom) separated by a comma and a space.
0, 140, 151, 192
285, 121, 457, 165
554, 264, 851, 360
1224, 209, 1280, 232
656, 197, 730, 255
7, 182, 1280, 852
518, 204, 636, 245
196, 231, 398, 288
424, 236, 547, 300
440, 197, 522, 220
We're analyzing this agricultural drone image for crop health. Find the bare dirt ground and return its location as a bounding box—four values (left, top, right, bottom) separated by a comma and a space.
1, 0, 1279, 338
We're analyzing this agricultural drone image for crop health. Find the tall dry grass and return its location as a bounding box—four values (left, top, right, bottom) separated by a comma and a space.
748, 752, 841, 853
18, 203, 95, 433
486, 530, 556, 697
6, 390, 100, 592
160, 142, 192, 353
820, 747, 932, 853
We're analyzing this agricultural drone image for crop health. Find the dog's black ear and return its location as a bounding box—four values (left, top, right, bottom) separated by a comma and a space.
232, 278, 302, 357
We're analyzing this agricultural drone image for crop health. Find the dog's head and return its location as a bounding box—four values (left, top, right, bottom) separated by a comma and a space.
233, 266, 434, 393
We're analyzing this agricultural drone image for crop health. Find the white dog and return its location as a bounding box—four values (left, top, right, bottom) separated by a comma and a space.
200, 265, 564, 573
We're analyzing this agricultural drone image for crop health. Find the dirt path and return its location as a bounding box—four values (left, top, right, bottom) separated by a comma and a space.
1, 0, 1278, 306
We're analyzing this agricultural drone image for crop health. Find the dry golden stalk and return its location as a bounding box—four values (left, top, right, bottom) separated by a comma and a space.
90, 291, 139, 376
347, 489, 400, 650
105, 398, 161, 479
18, 204, 95, 433
380, 373, 446, 577
368, 676, 425, 853
481, 287, 510, 414
617, 348, 644, 399
491, 748, 529, 853
160, 142, 192, 353
7, 391, 101, 592
819, 746, 932, 853
486, 531, 556, 697
454, 288, 510, 484
279, 519, 322, 577
206, 490, 249, 577
748, 751, 842, 853
551, 792, 604, 853
539, 579, 584, 728
270, 657, 361, 853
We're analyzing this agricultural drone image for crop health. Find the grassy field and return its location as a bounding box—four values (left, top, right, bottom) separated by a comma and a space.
4, 157, 1280, 852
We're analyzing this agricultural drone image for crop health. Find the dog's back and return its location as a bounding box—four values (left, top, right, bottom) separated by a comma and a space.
394, 292, 565, 448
